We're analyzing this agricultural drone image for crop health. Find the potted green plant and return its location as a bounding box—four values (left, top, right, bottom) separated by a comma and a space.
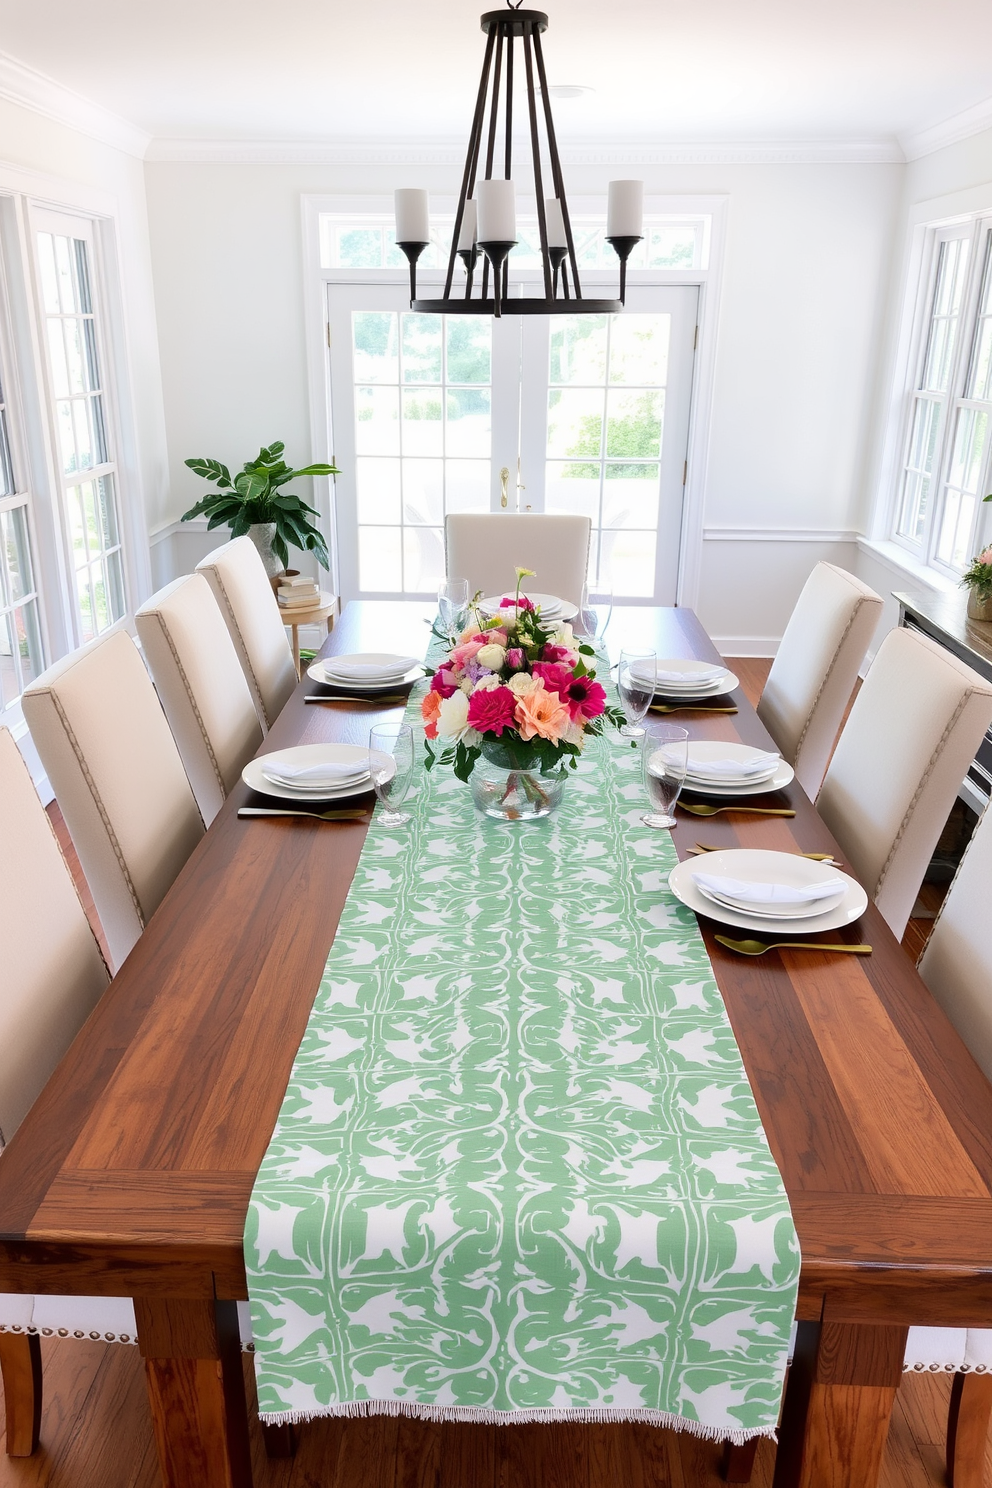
181, 442, 339, 578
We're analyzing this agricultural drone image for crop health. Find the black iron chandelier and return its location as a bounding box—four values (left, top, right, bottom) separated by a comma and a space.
394, 3, 644, 318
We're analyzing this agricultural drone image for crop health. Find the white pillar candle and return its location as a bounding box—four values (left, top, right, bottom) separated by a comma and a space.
457, 199, 478, 251
607, 179, 644, 239
394, 188, 430, 244
477, 179, 517, 243
545, 198, 567, 249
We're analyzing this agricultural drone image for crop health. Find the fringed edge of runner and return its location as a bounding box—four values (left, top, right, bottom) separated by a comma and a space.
256, 1399, 776, 1444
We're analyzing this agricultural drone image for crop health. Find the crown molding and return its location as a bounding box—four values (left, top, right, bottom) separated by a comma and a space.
0, 49, 149, 158
900, 94, 992, 161
144, 134, 904, 166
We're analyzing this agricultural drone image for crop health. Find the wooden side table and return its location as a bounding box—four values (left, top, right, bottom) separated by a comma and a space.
280, 590, 338, 675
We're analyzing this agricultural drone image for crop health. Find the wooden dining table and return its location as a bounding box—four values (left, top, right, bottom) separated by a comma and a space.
2, 600, 992, 1488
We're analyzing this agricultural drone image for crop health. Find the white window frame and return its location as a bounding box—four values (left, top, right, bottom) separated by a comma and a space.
301, 193, 727, 611
879, 203, 992, 582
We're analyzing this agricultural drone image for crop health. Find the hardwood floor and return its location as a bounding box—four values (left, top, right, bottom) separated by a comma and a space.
15, 655, 981, 1487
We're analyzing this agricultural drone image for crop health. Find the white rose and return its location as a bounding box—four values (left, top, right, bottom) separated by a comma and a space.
437, 690, 471, 739
508, 672, 542, 697
473, 673, 503, 692
476, 643, 506, 671
458, 677, 474, 695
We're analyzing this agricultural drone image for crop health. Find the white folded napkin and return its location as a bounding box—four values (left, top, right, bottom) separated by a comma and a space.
692, 871, 846, 906
262, 757, 369, 786
324, 657, 417, 680
684, 752, 780, 778
653, 666, 728, 685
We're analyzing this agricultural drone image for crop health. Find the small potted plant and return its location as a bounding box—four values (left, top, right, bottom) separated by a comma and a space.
181, 441, 338, 578
962, 542, 992, 621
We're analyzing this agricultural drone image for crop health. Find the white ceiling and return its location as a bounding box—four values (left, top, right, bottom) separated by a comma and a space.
2, 0, 992, 153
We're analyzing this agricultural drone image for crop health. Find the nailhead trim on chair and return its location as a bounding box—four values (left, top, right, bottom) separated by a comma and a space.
41, 685, 146, 927
203, 566, 272, 729
794, 593, 870, 772
147, 613, 227, 800
874, 690, 972, 899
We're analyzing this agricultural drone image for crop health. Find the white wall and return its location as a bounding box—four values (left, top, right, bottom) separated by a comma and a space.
144, 155, 902, 650
0, 97, 168, 607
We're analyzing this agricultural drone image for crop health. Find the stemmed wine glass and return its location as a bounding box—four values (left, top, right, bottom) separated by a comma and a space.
369, 724, 416, 827
575, 580, 613, 644
640, 723, 689, 829
617, 649, 656, 738
438, 577, 469, 640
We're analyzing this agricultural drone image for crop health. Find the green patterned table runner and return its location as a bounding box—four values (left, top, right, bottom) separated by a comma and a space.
246, 653, 800, 1441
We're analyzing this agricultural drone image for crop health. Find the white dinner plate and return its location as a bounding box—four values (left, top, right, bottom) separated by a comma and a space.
695, 881, 847, 921
674, 741, 794, 797
668, 849, 868, 935
477, 592, 578, 623
648, 673, 741, 699
307, 660, 424, 692
243, 744, 393, 802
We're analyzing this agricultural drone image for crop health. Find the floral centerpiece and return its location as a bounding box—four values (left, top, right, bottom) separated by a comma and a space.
421, 569, 624, 817
962, 542, 992, 620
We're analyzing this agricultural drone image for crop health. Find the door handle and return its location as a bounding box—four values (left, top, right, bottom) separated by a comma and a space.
500, 467, 510, 508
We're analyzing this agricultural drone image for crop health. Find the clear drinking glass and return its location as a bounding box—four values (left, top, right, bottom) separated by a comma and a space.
438, 577, 470, 639
618, 649, 656, 738
575, 580, 613, 643
640, 723, 688, 829
369, 724, 416, 826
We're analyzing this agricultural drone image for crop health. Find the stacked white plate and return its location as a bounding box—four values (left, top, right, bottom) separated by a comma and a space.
668, 740, 795, 798
242, 743, 394, 802
477, 592, 578, 623
633, 658, 739, 700
307, 652, 421, 693
668, 848, 868, 935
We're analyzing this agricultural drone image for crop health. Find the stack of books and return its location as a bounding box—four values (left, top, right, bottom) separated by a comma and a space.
277, 575, 321, 609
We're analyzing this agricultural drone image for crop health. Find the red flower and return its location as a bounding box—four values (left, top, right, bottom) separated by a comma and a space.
531, 661, 574, 696
542, 643, 572, 663
466, 686, 517, 736
430, 667, 459, 699
500, 595, 535, 612
562, 677, 606, 722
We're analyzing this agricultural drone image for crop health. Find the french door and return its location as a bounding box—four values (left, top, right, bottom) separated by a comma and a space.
326, 281, 697, 604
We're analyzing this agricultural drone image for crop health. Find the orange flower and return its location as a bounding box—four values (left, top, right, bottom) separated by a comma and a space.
514, 686, 571, 744
421, 689, 443, 739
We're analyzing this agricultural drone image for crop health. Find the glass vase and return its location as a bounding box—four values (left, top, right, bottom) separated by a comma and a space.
470, 739, 567, 821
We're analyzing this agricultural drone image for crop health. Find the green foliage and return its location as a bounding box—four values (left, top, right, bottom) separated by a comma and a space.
181, 441, 339, 570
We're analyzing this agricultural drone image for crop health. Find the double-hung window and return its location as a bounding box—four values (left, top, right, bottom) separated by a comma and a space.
0, 362, 45, 712
894, 215, 992, 574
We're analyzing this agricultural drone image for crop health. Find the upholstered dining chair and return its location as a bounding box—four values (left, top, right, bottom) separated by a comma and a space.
196, 535, 299, 730
22, 630, 205, 973
444, 512, 592, 609
136, 572, 264, 824
756, 562, 883, 797
815, 626, 992, 939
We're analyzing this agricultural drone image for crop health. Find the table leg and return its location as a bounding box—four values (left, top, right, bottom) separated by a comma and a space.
722, 1438, 759, 1481
946, 1370, 992, 1488
771, 1320, 907, 1488
0, 1332, 42, 1456
135, 1298, 252, 1488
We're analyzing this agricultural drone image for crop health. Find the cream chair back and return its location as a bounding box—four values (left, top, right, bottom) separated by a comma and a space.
757, 563, 883, 797
196, 536, 298, 729
22, 630, 204, 973
445, 513, 592, 609
136, 573, 263, 825
918, 799, 992, 1079
816, 626, 992, 938
0, 729, 108, 1144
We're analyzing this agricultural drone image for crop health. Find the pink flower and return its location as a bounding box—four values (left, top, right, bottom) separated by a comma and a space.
500, 594, 534, 612
450, 639, 484, 668
542, 643, 573, 663
486, 629, 508, 647
430, 667, 459, 699
506, 647, 525, 669
531, 661, 574, 696
467, 685, 518, 736
981, 548, 992, 565
514, 687, 571, 744
561, 676, 606, 722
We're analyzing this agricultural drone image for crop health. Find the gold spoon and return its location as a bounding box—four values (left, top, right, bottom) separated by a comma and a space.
679, 802, 796, 817
715, 934, 871, 957
690, 842, 842, 865
650, 704, 738, 715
